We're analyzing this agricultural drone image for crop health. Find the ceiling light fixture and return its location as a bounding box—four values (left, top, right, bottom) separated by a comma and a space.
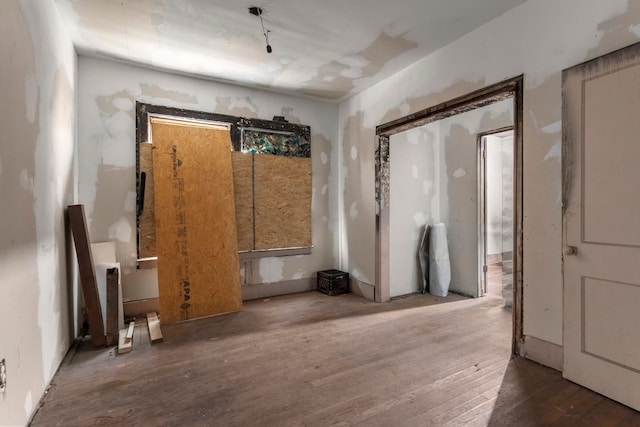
248, 6, 272, 54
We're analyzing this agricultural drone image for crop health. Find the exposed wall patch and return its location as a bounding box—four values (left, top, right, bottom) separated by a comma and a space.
112, 97, 134, 111
453, 168, 466, 178
24, 391, 33, 418
349, 201, 359, 220
140, 83, 197, 104
108, 216, 132, 242
423, 180, 433, 195
259, 258, 285, 283
350, 146, 357, 160
320, 152, 328, 165
24, 73, 38, 124
123, 191, 136, 213
19, 169, 33, 191
542, 120, 561, 134
413, 211, 427, 226
544, 139, 561, 161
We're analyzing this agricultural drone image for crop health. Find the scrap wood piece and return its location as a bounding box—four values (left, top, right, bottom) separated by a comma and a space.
105, 267, 119, 346
125, 321, 135, 343
146, 312, 164, 344
118, 328, 132, 354
68, 204, 106, 349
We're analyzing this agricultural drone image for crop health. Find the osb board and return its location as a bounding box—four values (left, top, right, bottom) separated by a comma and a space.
139, 143, 156, 259
231, 152, 254, 251
253, 155, 312, 249
150, 118, 242, 324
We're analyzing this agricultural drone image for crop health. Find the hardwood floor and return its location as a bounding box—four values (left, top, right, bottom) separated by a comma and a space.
30, 291, 640, 426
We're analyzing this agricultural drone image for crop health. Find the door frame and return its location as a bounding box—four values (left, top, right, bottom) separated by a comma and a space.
477, 127, 515, 298
375, 76, 524, 355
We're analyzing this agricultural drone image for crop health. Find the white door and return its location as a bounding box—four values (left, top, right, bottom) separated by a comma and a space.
563, 43, 640, 410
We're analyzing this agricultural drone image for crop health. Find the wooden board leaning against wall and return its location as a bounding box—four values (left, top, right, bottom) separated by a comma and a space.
150, 118, 243, 324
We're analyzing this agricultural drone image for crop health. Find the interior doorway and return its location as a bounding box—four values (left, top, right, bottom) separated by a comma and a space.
375, 76, 524, 354
478, 129, 514, 308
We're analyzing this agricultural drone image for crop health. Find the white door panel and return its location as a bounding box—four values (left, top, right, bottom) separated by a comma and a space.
563, 43, 640, 410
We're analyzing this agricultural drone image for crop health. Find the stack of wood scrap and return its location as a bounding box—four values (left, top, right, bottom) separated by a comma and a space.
117, 312, 163, 354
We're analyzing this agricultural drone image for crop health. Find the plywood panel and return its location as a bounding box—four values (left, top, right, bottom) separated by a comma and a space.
231, 152, 254, 251
253, 155, 312, 249
151, 119, 242, 324
139, 142, 156, 258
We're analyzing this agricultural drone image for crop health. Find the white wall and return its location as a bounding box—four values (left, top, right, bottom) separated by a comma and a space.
338, 0, 640, 348
486, 133, 514, 258
438, 99, 513, 297
389, 123, 440, 297
77, 57, 339, 303
0, 1, 77, 425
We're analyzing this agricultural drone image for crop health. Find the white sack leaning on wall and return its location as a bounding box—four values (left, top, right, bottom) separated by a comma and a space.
428, 223, 451, 297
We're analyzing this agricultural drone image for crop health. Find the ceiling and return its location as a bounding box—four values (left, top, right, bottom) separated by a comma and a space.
54, 0, 527, 102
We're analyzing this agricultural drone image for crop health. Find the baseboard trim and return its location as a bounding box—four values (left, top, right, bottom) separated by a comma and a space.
123, 298, 160, 318
242, 278, 316, 301
523, 335, 563, 371
350, 277, 375, 301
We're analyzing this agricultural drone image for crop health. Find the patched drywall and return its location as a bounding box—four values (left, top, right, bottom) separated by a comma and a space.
0, 1, 76, 425
389, 123, 440, 297
77, 57, 338, 303
340, 113, 376, 286
338, 0, 640, 347
438, 100, 513, 297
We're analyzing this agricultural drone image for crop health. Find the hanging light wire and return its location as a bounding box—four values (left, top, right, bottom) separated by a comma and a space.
249, 7, 272, 53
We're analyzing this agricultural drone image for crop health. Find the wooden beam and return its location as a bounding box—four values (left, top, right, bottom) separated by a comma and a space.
146, 312, 163, 344
105, 267, 119, 346
376, 76, 523, 136
68, 204, 106, 349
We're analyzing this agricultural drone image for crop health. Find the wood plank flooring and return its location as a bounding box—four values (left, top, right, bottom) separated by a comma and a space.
30, 291, 640, 426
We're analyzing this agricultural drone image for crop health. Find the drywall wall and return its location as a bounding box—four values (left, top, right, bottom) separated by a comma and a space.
338, 0, 640, 348
77, 57, 338, 305
0, 1, 77, 425
389, 122, 440, 297
438, 99, 513, 297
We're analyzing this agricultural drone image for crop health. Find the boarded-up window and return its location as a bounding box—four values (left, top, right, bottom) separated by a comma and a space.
136, 103, 312, 267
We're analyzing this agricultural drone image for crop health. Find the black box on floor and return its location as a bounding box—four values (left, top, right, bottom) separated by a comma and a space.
317, 269, 349, 296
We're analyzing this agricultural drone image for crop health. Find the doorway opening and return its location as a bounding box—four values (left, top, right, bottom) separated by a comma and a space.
375, 76, 524, 354
478, 128, 514, 309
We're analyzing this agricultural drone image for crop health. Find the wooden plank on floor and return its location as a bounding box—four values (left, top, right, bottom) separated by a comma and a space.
146, 312, 163, 344
68, 204, 106, 349
105, 267, 119, 346
125, 321, 135, 343
117, 327, 132, 354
